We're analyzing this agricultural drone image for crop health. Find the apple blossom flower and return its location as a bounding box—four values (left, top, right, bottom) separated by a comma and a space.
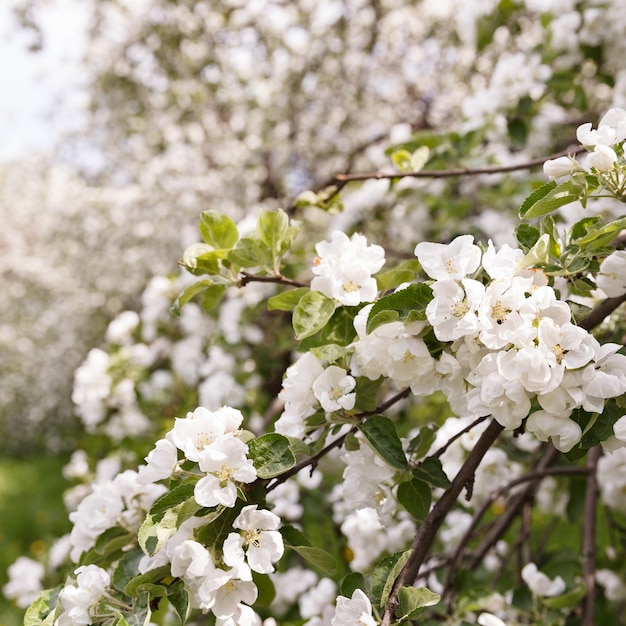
311, 231, 385, 306
477, 614, 507, 626
586, 144, 618, 171
426, 279, 484, 342
597, 447, 626, 514
526, 410, 582, 453
275, 352, 325, 438
414, 234, 482, 281
137, 437, 179, 484
312, 365, 356, 412
596, 250, 626, 297
223, 505, 284, 579
170, 406, 244, 462
211, 575, 259, 619
195, 435, 257, 508
576, 107, 626, 147
331, 588, 377, 626
2, 557, 45, 608
521, 562, 566, 597
543, 155, 577, 180
55, 565, 111, 626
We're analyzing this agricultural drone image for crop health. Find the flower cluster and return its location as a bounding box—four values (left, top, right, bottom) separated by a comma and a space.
139, 406, 257, 508
275, 353, 356, 438
311, 231, 386, 306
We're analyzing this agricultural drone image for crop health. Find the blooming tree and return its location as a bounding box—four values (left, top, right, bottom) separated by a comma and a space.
5, 106, 626, 626
4, 1, 626, 625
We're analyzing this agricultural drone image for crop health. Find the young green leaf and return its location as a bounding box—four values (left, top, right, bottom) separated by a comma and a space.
370, 550, 412, 607
293, 291, 337, 340
267, 287, 309, 311
520, 180, 580, 219
396, 586, 441, 620
199, 210, 239, 249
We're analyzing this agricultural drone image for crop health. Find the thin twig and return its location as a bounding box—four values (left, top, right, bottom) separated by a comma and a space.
238, 271, 307, 288
443, 464, 589, 598
335, 147, 586, 183
381, 419, 505, 626
266, 388, 411, 493
430, 416, 488, 459
582, 446, 601, 626
467, 445, 559, 570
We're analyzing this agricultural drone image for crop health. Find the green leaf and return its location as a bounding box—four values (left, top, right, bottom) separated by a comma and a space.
520, 180, 580, 219
293, 291, 337, 340
366, 283, 433, 334
541, 584, 585, 609
167, 580, 189, 625
290, 545, 338, 575
412, 457, 451, 489
376, 260, 421, 293
200, 210, 239, 249
267, 287, 309, 311
576, 216, 626, 246
371, 550, 412, 607
138, 484, 202, 556
518, 181, 557, 218
358, 414, 408, 470
407, 426, 437, 460
81, 526, 134, 565
171, 280, 226, 315
258, 208, 297, 256
227, 236, 274, 270
124, 565, 170, 597
396, 586, 441, 619
195, 505, 241, 549
24, 587, 61, 626
354, 376, 384, 412
113, 550, 144, 593
397, 478, 432, 521
309, 343, 351, 364
515, 223, 541, 252
248, 433, 296, 478
253, 572, 277, 606
340, 572, 367, 598
281, 525, 337, 575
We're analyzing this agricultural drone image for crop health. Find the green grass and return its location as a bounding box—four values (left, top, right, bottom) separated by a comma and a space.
0, 456, 71, 626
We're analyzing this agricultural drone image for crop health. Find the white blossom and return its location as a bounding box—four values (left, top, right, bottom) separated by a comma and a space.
596, 250, 626, 297
312, 366, 356, 412
311, 231, 385, 306
331, 589, 376, 626
521, 562, 566, 597
415, 235, 482, 281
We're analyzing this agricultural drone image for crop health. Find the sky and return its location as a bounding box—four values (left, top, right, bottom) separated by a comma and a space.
0, 0, 90, 161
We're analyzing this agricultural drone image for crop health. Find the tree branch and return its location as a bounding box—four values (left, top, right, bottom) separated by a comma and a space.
238, 270, 307, 288
578, 293, 626, 332
335, 146, 586, 184
467, 445, 559, 570
443, 464, 589, 599
582, 445, 601, 626
381, 419, 505, 626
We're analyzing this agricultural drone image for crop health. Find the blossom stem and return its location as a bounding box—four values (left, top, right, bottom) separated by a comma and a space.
381, 419, 504, 626
582, 445, 601, 626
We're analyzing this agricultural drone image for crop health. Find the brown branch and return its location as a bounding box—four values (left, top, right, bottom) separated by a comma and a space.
467, 445, 559, 570
582, 445, 601, 626
335, 146, 586, 184
578, 293, 626, 332
381, 419, 505, 626
239, 271, 307, 288
430, 416, 488, 459
266, 388, 411, 493
443, 465, 589, 599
